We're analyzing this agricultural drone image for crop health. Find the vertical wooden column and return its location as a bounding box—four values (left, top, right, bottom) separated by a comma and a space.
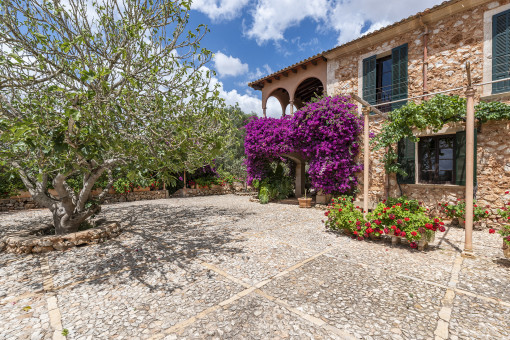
263, 107, 267, 118
363, 108, 370, 216
463, 62, 475, 258
289, 100, 294, 116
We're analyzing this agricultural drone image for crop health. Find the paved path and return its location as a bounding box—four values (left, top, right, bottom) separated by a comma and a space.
1, 195, 509, 340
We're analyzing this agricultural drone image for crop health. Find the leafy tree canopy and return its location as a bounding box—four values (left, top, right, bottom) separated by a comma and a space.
0, 0, 231, 233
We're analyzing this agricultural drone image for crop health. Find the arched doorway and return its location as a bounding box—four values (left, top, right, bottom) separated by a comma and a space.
293, 77, 324, 109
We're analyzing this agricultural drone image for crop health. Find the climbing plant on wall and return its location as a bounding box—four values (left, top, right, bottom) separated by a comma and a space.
244, 95, 363, 195
372, 94, 510, 176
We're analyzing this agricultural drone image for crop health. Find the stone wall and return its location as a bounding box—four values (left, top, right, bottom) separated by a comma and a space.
326, 0, 510, 227
0, 190, 168, 212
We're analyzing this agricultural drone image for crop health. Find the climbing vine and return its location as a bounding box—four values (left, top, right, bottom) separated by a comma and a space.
373, 94, 510, 175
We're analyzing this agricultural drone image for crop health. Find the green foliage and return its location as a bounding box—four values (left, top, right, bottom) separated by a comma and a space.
324, 196, 444, 247
438, 200, 490, 222
373, 94, 510, 175
253, 162, 294, 204
215, 106, 255, 181
61, 329, 69, 337
323, 196, 364, 232
0, 168, 25, 198
0, 0, 231, 227
195, 176, 218, 188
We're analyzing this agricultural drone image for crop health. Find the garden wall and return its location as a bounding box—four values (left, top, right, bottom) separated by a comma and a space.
0, 190, 168, 212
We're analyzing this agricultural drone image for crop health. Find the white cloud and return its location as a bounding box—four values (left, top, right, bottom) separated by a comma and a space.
213, 51, 249, 77
327, 0, 442, 44
191, 0, 250, 21
243, 0, 443, 45
247, 63, 273, 80
245, 0, 329, 45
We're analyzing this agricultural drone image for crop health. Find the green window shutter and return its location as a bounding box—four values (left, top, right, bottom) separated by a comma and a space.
397, 137, 415, 184
362, 55, 376, 105
492, 10, 510, 94
391, 43, 408, 110
455, 130, 477, 186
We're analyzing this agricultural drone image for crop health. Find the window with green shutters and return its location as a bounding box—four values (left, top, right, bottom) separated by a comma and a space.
492, 9, 510, 94
362, 55, 376, 105
397, 137, 415, 184
391, 44, 408, 110
362, 44, 408, 112
454, 130, 477, 186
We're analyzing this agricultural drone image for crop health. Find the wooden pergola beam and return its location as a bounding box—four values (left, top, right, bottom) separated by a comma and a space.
350, 93, 388, 119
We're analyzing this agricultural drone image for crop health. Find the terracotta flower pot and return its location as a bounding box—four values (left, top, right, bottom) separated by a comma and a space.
298, 197, 312, 208
457, 217, 465, 228
503, 241, 510, 259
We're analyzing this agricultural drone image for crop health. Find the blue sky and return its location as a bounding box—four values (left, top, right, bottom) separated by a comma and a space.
189, 0, 444, 117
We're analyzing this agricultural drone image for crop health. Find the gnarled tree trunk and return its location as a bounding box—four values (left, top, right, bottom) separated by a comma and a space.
13, 162, 116, 235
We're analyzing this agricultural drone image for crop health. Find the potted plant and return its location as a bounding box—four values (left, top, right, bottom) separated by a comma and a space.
490, 193, 510, 258
298, 189, 312, 208
439, 199, 490, 227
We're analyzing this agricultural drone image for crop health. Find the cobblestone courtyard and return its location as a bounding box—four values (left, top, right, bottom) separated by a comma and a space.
1, 195, 509, 340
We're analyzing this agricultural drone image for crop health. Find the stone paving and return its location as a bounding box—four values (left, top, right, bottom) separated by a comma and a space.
0, 195, 509, 340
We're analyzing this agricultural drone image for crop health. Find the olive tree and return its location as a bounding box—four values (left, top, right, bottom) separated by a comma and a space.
0, 0, 229, 234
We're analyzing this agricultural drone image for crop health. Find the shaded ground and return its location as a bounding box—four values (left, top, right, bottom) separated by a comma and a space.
0, 195, 508, 340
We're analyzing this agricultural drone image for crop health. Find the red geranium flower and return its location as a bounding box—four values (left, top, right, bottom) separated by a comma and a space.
404, 217, 410, 222
400, 231, 406, 237
338, 208, 342, 212
410, 242, 418, 249
489, 229, 496, 234
439, 226, 446, 232
411, 231, 417, 236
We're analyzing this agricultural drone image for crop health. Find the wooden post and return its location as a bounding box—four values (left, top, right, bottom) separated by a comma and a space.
363, 107, 370, 216
463, 62, 476, 258
163, 182, 167, 198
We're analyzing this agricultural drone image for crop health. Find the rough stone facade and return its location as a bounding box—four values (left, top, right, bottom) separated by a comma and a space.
0, 190, 168, 212
326, 0, 510, 226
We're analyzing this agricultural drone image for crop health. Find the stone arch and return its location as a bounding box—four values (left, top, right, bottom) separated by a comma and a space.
291, 77, 325, 109
262, 87, 290, 117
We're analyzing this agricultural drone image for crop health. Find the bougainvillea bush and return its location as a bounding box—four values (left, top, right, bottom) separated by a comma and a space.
324, 196, 445, 249
244, 117, 293, 184
288, 96, 363, 194
244, 95, 363, 195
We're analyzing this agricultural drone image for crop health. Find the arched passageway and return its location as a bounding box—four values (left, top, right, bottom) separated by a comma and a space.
293, 77, 324, 109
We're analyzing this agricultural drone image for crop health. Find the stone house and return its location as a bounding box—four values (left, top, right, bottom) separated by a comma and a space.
248, 0, 510, 222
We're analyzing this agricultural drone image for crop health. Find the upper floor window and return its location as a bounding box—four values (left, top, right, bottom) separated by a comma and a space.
362, 43, 408, 113
493, 9, 510, 94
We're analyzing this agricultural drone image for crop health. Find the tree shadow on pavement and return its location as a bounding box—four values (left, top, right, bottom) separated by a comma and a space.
47, 203, 254, 294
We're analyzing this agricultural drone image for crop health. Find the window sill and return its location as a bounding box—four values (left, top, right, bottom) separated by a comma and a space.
480, 91, 510, 102
402, 183, 464, 189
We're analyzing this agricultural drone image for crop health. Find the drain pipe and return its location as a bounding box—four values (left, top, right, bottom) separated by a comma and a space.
420, 15, 429, 96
